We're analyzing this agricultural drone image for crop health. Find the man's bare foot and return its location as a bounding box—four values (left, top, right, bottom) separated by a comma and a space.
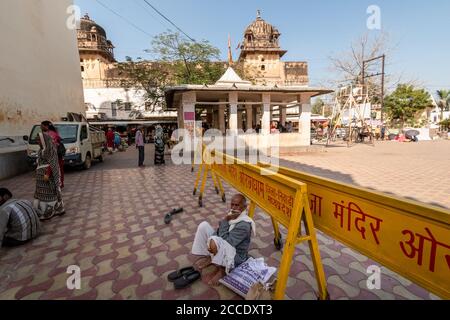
194, 256, 212, 271
208, 267, 226, 286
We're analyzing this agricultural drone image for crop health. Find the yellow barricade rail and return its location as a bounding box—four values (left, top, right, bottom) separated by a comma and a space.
195, 148, 329, 300
257, 162, 450, 299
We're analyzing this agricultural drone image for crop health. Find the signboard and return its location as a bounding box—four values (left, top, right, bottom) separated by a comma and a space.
260, 164, 450, 299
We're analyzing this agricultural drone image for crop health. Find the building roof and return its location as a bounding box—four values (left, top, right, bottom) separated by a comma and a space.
164, 68, 333, 109
79, 14, 107, 38
215, 67, 252, 87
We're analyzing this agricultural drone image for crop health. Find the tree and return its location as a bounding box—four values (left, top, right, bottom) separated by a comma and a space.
116, 57, 172, 112
436, 89, 450, 121
149, 31, 224, 84
312, 99, 325, 115
384, 84, 432, 128
116, 32, 226, 112
329, 33, 390, 104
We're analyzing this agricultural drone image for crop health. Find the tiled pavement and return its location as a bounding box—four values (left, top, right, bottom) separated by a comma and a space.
279, 140, 450, 209
0, 142, 446, 300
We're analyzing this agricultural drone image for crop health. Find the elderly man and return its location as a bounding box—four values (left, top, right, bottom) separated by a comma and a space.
0, 188, 41, 247
191, 194, 255, 286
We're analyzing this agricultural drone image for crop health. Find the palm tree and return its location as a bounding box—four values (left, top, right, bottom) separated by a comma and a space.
436, 90, 450, 121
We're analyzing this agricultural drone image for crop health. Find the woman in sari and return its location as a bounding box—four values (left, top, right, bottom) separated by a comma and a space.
154, 125, 165, 165
34, 132, 65, 220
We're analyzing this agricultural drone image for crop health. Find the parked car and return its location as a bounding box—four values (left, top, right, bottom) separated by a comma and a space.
24, 121, 105, 170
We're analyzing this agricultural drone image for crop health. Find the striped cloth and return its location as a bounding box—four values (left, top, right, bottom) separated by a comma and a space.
0, 199, 41, 245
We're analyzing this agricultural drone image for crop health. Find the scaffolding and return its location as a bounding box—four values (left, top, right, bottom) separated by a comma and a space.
326, 84, 374, 146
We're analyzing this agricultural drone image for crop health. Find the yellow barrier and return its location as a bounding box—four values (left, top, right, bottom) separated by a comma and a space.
258, 163, 450, 299
195, 149, 329, 300
193, 160, 226, 207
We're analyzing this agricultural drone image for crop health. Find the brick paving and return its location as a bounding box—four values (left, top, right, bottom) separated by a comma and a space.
0, 141, 446, 300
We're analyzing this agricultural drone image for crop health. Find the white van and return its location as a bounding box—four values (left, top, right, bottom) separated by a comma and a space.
24, 122, 105, 170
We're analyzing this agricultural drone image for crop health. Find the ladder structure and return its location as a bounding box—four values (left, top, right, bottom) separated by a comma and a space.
326, 84, 372, 146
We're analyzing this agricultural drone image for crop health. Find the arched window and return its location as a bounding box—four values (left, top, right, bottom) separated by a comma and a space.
261, 65, 265, 71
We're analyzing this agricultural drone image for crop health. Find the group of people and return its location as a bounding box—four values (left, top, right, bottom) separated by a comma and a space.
1, 121, 66, 247
270, 121, 293, 134
134, 125, 168, 167
106, 127, 124, 154
374, 125, 387, 141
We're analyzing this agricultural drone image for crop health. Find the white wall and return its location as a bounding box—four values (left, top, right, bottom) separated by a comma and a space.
0, 0, 85, 137
84, 87, 176, 120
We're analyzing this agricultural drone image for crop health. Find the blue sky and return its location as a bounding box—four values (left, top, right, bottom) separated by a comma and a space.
74, 0, 450, 94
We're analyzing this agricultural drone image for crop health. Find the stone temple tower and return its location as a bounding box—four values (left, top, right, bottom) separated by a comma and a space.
239, 11, 309, 86
77, 14, 116, 88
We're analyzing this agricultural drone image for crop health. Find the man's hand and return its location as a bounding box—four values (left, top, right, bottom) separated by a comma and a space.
208, 239, 218, 256
226, 212, 240, 221
43, 174, 49, 182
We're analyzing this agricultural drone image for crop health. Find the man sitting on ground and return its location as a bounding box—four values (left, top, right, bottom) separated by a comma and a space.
0, 188, 41, 247
191, 194, 255, 285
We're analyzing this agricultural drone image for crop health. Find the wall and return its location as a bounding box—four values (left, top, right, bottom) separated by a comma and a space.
0, 0, 84, 180
84, 87, 177, 120
0, 0, 85, 137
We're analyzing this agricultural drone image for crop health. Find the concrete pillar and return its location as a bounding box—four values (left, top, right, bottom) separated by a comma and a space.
280, 105, 287, 126
253, 105, 259, 128
262, 94, 271, 135
299, 94, 312, 146
237, 109, 243, 130
177, 104, 184, 129
270, 106, 274, 123
246, 105, 253, 131
182, 91, 196, 138
229, 92, 238, 134
218, 102, 226, 134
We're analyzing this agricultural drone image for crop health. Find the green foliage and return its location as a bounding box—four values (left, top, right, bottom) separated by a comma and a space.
312, 99, 325, 115
115, 31, 226, 111
116, 57, 171, 112
384, 84, 432, 128
440, 119, 450, 130
436, 90, 450, 120
150, 31, 224, 85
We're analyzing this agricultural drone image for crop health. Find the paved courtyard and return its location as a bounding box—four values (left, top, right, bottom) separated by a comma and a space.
279, 140, 450, 209
0, 141, 447, 300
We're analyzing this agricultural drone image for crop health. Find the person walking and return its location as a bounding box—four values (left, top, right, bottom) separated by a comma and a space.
135, 127, 145, 167
34, 132, 65, 220
106, 128, 114, 154
41, 121, 65, 188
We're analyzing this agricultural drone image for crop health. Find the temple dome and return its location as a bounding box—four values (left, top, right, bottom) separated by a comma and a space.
242, 11, 281, 49
79, 13, 107, 38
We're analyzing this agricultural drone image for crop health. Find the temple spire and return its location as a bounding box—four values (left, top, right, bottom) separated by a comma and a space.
227, 35, 233, 65
256, 9, 261, 19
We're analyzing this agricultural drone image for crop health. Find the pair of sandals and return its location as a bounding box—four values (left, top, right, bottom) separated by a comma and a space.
167, 266, 201, 289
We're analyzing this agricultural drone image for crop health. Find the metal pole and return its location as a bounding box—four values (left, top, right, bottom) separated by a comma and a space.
381, 54, 385, 123
362, 60, 365, 86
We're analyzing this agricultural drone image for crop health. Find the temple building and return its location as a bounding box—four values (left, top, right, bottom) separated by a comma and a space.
77, 14, 177, 123
165, 12, 333, 147
239, 10, 308, 87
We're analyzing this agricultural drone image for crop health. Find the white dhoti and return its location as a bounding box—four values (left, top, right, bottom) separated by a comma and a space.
191, 221, 236, 273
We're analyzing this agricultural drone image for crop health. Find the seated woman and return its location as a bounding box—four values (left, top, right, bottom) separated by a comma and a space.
191, 194, 255, 286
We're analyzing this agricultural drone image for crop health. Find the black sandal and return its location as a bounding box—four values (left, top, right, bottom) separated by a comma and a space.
173, 270, 201, 289
167, 266, 196, 282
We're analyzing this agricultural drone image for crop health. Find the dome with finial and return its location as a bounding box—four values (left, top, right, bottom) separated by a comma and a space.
79, 13, 107, 38
242, 10, 281, 50
77, 13, 115, 62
